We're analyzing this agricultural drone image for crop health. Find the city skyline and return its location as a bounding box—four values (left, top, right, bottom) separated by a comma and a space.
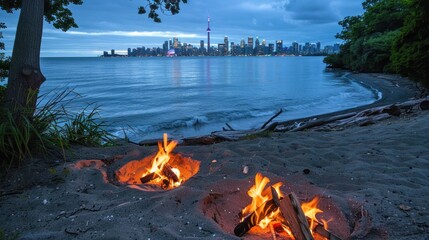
105, 34, 340, 58
1, 0, 365, 57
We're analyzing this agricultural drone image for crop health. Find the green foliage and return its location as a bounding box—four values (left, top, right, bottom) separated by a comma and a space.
323, 53, 345, 69
324, 0, 428, 86
0, 0, 186, 30
0, 22, 10, 83
63, 105, 114, 146
0, 22, 10, 104
391, 0, 429, 87
138, 0, 188, 23
0, 89, 115, 170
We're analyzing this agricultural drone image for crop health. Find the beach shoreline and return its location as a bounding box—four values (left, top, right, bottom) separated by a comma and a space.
1, 73, 428, 239
272, 72, 420, 128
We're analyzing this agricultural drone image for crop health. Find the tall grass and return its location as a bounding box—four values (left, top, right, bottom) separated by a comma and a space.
0, 88, 116, 171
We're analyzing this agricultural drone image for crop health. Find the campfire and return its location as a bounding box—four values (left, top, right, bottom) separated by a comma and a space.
115, 133, 200, 190
235, 173, 340, 240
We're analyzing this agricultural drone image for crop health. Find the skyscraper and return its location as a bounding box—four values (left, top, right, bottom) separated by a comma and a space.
173, 37, 179, 48
247, 37, 254, 55
200, 40, 205, 55
224, 36, 229, 55
207, 16, 211, 56
276, 40, 283, 55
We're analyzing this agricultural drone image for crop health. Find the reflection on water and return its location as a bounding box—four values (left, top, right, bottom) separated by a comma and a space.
40, 56, 378, 140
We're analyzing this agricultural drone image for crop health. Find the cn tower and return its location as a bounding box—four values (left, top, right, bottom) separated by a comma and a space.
207, 16, 211, 56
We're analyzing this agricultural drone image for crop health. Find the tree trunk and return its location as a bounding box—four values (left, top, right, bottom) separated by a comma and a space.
4, 0, 45, 121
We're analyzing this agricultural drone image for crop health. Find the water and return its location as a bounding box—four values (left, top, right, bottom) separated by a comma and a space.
40, 56, 379, 141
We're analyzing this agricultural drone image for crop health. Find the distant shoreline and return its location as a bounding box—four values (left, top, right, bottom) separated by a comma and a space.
275, 72, 419, 127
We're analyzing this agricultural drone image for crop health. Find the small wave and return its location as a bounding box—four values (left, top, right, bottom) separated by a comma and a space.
182, 116, 210, 127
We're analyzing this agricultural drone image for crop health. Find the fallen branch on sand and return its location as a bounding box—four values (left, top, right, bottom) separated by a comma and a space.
277, 97, 429, 132
180, 97, 428, 145
182, 109, 283, 145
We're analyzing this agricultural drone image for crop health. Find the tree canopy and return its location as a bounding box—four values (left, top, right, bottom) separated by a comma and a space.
0, 0, 187, 29
0, 0, 188, 122
324, 0, 429, 87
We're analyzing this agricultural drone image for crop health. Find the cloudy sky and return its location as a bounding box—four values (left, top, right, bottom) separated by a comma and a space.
1, 0, 365, 57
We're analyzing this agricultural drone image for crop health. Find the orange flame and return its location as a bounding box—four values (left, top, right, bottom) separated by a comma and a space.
141, 133, 182, 188
240, 173, 283, 229
301, 196, 323, 234
241, 173, 332, 238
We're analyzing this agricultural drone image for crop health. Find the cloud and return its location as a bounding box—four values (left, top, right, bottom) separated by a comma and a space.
239, 2, 275, 11
50, 30, 204, 39
278, 0, 359, 24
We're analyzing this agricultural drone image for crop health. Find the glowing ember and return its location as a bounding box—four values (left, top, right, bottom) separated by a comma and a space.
238, 172, 332, 239
139, 133, 182, 188
240, 173, 283, 229
115, 133, 200, 190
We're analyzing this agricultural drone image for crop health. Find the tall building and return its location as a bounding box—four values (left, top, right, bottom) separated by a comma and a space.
276, 40, 283, 55
292, 41, 299, 55
247, 37, 254, 55
200, 40, 205, 55
248, 37, 254, 50
173, 37, 179, 48
218, 44, 225, 56
316, 42, 321, 53
268, 43, 274, 55
207, 16, 211, 56
224, 36, 229, 55
162, 41, 168, 54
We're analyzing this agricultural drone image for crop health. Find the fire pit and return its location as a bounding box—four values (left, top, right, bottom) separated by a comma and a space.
234, 173, 338, 239
72, 133, 200, 191
115, 133, 200, 190
202, 173, 351, 240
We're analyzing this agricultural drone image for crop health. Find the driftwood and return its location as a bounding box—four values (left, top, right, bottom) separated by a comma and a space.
420, 100, 429, 110
261, 109, 283, 129
329, 113, 392, 128
272, 189, 313, 240
224, 123, 235, 131
181, 135, 223, 145
288, 112, 357, 132
179, 97, 428, 145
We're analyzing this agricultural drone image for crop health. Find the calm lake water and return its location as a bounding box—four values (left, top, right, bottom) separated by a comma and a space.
40, 56, 379, 141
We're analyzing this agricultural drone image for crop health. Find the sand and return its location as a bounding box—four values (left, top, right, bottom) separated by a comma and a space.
1, 73, 428, 240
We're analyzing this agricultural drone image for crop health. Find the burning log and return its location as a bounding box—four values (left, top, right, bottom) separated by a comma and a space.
314, 224, 343, 240
140, 164, 180, 187
234, 199, 278, 237
162, 164, 180, 183
271, 189, 314, 240
140, 172, 157, 184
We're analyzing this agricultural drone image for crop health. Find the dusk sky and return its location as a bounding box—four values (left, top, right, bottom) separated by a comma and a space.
1, 0, 365, 57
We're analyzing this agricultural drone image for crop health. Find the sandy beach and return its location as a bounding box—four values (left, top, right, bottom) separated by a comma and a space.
1, 73, 428, 240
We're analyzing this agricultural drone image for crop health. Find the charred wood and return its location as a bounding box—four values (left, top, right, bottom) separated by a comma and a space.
272, 189, 314, 240
234, 199, 278, 237
140, 172, 157, 184
162, 164, 179, 183
313, 224, 343, 240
